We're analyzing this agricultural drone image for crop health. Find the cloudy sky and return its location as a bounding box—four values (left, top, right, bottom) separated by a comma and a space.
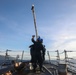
0, 0, 76, 54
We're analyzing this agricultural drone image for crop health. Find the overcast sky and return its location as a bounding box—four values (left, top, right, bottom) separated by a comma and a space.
0, 0, 76, 53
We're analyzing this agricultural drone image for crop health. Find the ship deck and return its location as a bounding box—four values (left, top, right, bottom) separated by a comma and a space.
0, 61, 73, 75
0, 63, 52, 75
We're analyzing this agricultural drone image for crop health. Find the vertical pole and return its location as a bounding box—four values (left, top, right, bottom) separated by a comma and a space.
5, 49, 8, 61
56, 50, 60, 64
31, 4, 38, 40
5, 49, 11, 60
47, 51, 50, 63
21, 51, 24, 62
64, 50, 67, 64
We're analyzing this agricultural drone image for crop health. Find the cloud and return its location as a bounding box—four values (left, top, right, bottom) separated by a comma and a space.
38, 13, 76, 51
1, 1, 76, 51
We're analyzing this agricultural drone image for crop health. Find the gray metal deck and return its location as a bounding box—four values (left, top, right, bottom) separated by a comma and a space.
0, 62, 52, 75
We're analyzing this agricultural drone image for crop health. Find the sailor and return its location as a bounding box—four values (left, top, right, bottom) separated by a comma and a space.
31, 35, 46, 72
40, 39, 46, 62
29, 44, 35, 64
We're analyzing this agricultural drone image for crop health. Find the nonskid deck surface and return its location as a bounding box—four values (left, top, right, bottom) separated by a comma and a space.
13, 63, 52, 75
0, 62, 52, 75
13, 69, 51, 75
0, 62, 73, 75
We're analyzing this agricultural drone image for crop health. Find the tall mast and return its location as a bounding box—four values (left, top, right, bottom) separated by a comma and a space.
31, 4, 38, 40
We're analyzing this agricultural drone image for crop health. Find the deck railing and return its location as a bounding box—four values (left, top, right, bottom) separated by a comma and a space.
0, 49, 76, 74
47, 50, 76, 74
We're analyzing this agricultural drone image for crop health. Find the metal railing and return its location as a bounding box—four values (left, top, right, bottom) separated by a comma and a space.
47, 50, 76, 75
0, 49, 76, 75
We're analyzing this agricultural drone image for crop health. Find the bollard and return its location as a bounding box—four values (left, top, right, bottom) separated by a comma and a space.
58, 64, 67, 75
29, 63, 33, 70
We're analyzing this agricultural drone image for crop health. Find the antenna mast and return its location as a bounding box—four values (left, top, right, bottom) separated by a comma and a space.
31, 4, 38, 40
